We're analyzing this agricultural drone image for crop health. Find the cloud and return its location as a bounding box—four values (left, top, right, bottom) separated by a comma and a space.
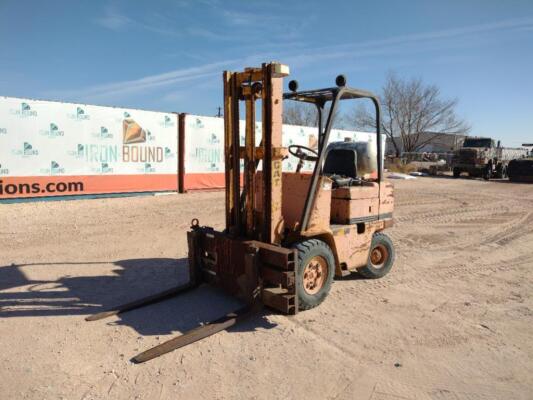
48, 59, 237, 101
51, 16, 533, 104
161, 91, 185, 102
94, 5, 180, 36
95, 14, 133, 31
94, 8, 133, 31
269, 16, 533, 69
93, 5, 244, 40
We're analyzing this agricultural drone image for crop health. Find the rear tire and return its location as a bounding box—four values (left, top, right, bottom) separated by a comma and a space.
453, 168, 461, 178
502, 165, 508, 179
358, 233, 395, 279
483, 164, 492, 180
293, 239, 335, 311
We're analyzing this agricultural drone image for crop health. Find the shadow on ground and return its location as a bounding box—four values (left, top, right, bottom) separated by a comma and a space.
0, 258, 277, 336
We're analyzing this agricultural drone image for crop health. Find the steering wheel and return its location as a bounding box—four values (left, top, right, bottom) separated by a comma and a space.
288, 145, 319, 162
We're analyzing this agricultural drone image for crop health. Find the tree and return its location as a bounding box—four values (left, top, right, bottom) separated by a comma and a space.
352, 73, 470, 156
283, 101, 343, 128
282, 101, 318, 126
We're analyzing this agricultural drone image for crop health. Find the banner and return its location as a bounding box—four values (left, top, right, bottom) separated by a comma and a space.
0, 96, 178, 198
183, 114, 385, 190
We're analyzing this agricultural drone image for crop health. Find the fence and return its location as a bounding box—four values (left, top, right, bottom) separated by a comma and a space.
0, 96, 383, 199
0, 96, 179, 199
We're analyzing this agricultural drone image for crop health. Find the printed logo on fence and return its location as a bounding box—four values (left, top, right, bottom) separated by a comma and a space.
0, 127, 7, 135
91, 126, 113, 139
159, 115, 174, 128
67, 144, 85, 159
115, 111, 132, 124
40, 161, 65, 175
122, 119, 165, 163
91, 162, 114, 174
0, 164, 9, 175
12, 142, 39, 157
193, 118, 204, 128
193, 147, 221, 165
123, 118, 147, 144
10, 102, 38, 118
138, 163, 156, 173
208, 133, 220, 144
207, 163, 219, 172
68, 106, 90, 121
40, 123, 65, 138
68, 144, 119, 163
164, 147, 175, 158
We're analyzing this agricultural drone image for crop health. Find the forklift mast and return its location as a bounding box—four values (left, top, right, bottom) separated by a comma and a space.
223, 63, 289, 245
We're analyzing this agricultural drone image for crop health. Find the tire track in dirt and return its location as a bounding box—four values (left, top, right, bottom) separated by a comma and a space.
490, 212, 533, 247
327, 235, 533, 301
395, 203, 510, 225
391, 191, 533, 255
402, 212, 530, 252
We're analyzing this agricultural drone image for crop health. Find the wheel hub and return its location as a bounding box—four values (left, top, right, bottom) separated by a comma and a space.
302, 256, 327, 295
370, 244, 389, 269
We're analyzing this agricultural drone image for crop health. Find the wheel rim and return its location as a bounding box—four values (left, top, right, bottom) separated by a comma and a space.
370, 244, 389, 269
302, 256, 328, 295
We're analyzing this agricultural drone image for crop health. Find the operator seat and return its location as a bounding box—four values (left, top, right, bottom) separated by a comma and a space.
323, 148, 359, 187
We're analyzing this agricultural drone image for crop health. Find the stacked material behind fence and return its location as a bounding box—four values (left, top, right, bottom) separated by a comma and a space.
0, 96, 178, 199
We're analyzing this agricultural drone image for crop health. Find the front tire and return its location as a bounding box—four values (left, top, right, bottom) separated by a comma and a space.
358, 233, 395, 279
293, 239, 335, 311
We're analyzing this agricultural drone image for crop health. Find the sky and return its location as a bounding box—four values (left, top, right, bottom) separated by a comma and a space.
1, 0, 532, 146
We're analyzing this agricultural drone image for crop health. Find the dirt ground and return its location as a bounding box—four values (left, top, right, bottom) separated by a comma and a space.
1, 176, 532, 400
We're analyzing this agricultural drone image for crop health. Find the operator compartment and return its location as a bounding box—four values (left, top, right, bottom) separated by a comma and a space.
321, 141, 384, 225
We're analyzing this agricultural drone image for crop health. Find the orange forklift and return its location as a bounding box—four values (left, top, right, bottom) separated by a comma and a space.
87, 62, 395, 362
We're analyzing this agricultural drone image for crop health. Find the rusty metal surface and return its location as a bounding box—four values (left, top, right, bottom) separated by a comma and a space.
330, 223, 374, 271
302, 255, 328, 295
190, 224, 297, 314
261, 64, 286, 244
379, 181, 394, 216
223, 62, 289, 243
244, 81, 257, 237
178, 113, 186, 193
223, 71, 235, 231
132, 305, 257, 363
85, 282, 197, 322
282, 173, 332, 234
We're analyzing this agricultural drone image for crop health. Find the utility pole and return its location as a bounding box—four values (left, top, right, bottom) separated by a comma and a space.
215, 106, 222, 118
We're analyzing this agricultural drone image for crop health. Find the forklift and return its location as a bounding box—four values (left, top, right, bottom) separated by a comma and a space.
87, 62, 395, 362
